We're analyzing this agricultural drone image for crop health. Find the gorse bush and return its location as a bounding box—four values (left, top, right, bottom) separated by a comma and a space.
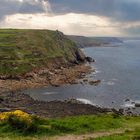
0, 110, 38, 134
7, 114, 38, 134
0, 110, 30, 121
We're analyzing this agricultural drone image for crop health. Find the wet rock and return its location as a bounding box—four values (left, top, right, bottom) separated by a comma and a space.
135, 103, 140, 107
126, 111, 133, 115
127, 108, 131, 111
125, 99, 130, 102
80, 81, 84, 85
111, 108, 123, 115
75, 50, 86, 62
83, 79, 88, 82
85, 57, 95, 62
71, 81, 78, 84
0, 97, 4, 103
131, 101, 135, 104
118, 108, 124, 114
89, 80, 101, 86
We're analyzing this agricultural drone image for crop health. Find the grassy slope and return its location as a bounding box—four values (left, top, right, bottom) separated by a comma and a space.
0, 113, 140, 140
0, 29, 83, 76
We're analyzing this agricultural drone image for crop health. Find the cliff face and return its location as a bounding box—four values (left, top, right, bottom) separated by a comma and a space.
0, 29, 85, 77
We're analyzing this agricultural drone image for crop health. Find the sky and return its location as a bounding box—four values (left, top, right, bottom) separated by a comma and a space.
0, 0, 140, 37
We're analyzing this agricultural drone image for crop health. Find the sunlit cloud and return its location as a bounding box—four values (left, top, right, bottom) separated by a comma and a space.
1, 13, 125, 36
0, 0, 140, 37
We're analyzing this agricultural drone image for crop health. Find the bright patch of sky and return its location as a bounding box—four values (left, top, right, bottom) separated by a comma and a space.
0, 0, 140, 37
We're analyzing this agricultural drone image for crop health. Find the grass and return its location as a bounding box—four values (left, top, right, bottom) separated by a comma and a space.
87, 128, 140, 140
0, 29, 81, 76
0, 111, 140, 139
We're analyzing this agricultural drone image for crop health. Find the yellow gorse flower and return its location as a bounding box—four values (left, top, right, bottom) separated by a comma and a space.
0, 110, 31, 121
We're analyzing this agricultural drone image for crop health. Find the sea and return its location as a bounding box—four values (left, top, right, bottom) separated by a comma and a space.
24, 39, 140, 113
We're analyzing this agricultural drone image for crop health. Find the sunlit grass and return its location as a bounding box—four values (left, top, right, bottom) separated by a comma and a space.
0, 29, 78, 76
0, 111, 140, 139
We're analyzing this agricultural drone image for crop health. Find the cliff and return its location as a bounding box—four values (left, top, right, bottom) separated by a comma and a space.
0, 29, 85, 78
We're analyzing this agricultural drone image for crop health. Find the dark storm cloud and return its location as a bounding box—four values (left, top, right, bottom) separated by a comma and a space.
49, 0, 140, 36
0, 0, 140, 36
50, 0, 140, 22
1, 0, 140, 22
0, 0, 46, 19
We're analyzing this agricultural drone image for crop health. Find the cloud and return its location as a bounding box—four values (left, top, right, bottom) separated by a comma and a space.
1, 13, 125, 36
0, 0, 48, 20
0, 0, 140, 36
50, 0, 140, 22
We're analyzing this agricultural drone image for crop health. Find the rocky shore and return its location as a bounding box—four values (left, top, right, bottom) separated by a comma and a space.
0, 91, 120, 118
0, 63, 92, 93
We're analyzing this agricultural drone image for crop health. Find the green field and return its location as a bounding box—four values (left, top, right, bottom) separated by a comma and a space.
0, 111, 140, 140
0, 29, 83, 76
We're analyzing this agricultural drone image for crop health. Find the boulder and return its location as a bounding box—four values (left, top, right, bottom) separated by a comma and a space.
89, 80, 101, 86
125, 99, 130, 102
85, 57, 95, 62
0, 97, 4, 103
75, 50, 86, 62
135, 103, 140, 107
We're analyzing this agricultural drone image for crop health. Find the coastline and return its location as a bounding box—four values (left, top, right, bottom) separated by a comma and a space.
0, 62, 139, 117
0, 63, 92, 93
0, 62, 122, 118
0, 91, 120, 118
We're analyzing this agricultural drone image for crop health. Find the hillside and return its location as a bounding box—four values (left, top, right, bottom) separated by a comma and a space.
0, 29, 85, 77
68, 35, 123, 48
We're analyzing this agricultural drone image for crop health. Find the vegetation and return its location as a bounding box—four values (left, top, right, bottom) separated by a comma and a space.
0, 110, 140, 139
0, 29, 84, 77
87, 128, 140, 140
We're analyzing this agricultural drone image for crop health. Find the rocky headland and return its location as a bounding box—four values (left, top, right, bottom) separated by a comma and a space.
0, 29, 93, 93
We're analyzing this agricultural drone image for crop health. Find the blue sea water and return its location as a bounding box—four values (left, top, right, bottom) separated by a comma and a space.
24, 40, 140, 109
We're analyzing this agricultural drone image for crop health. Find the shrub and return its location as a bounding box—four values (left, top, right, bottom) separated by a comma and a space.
0, 110, 38, 134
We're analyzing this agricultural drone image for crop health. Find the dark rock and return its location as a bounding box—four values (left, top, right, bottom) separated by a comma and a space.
127, 108, 131, 111
85, 57, 95, 62
111, 108, 123, 115
75, 50, 86, 62
135, 103, 140, 107
51, 84, 60, 87
125, 99, 130, 102
118, 108, 124, 114
0, 97, 4, 103
83, 79, 88, 82
126, 111, 133, 115
89, 80, 101, 86
131, 102, 135, 104
73, 60, 79, 64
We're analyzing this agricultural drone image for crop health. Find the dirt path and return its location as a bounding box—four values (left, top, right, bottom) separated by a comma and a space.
51, 128, 132, 140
